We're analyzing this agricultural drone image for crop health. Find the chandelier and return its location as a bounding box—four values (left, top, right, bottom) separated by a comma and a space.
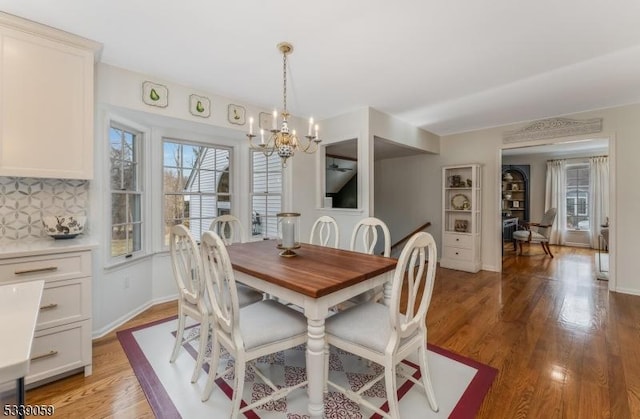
247, 42, 321, 167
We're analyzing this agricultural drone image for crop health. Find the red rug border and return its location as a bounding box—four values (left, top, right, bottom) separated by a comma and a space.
116, 315, 180, 419
117, 316, 497, 419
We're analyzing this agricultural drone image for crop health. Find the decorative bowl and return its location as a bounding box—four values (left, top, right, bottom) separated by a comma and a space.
42, 215, 86, 239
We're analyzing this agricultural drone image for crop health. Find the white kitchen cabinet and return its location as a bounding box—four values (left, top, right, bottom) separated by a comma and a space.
440, 164, 482, 272
0, 244, 94, 385
0, 13, 101, 179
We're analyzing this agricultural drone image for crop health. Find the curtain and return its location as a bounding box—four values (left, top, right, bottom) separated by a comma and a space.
545, 159, 567, 245
589, 156, 609, 248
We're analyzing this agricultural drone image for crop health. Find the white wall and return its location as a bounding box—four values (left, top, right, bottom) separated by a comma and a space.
374, 155, 438, 252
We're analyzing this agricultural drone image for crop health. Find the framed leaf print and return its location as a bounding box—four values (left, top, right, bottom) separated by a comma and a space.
142, 81, 168, 107
228, 104, 246, 125
189, 94, 210, 118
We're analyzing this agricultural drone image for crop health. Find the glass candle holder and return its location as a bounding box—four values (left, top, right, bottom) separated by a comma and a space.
277, 212, 301, 257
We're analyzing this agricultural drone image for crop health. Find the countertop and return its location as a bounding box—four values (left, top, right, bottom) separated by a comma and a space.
0, 280, 44, 383
0, 236, 98, 259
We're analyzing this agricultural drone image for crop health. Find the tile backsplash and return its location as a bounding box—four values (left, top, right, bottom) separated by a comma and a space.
0, 177, 89, 241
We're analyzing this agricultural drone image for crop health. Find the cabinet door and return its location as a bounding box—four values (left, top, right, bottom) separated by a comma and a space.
0, 28, 94, 179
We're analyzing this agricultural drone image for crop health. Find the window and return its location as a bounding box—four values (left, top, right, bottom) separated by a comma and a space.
163, 140, 231, 245
109, 123, 143, 258
566, 164, 589, 230
250, 151, 282, 238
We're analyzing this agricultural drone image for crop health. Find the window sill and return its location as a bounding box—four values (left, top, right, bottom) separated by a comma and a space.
315, 207, 364, 214
104, 252, 152, 270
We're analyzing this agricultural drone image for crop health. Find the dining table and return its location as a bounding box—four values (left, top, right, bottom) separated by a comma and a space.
226, 239, 397, 419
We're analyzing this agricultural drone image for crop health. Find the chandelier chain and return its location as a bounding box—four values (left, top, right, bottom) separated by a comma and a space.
282, 50, 288, 113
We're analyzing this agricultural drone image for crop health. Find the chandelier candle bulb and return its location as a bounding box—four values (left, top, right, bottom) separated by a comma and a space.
308, 118, 313, 136
249, 117, 254, 135
315, 124, 319, 139
272, 110, 278, 130
260, 128, 265, 144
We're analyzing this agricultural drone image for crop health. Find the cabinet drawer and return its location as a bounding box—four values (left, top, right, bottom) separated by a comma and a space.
0, 251, 90, 284
26, 320, 91, 384
37, 278, 90, 330
443, 233, 473, 249
443, 246, 473, 261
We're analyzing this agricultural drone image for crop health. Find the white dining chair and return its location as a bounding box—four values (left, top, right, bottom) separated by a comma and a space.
169, 224, 263, 385
325, 231, 439, 418
199, 231, 309, 415
309, 215, 340, 248
168, 224, 209, 383
208, 214, 245, 245
347, 217, 391, 304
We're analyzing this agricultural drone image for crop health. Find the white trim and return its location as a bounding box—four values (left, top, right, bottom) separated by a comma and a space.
0, 11, 102, 57
481, 263, 499, 272
91, 295, 178, 339
103, 113, 153, 268
317, 136, 361, 210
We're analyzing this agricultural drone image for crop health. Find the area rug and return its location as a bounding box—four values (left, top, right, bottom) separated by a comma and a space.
117, 316, 496, 418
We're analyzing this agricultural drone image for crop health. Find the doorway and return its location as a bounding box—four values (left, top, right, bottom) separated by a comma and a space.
498, 137, 614, 287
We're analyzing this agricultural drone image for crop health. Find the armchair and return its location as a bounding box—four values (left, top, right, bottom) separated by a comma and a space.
512, 208, 557, 257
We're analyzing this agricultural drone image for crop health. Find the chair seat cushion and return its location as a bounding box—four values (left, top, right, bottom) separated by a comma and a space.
240, 299, 307, 350
326, 302, 415, 354
513, 230, 547, 242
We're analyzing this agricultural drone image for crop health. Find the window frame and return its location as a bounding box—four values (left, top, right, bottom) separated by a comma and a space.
161, 137, 233, 248
107, 121, 146, 264
249, 150, 283, 240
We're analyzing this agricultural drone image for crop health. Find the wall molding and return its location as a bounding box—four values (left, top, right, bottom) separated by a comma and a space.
91, 294, 177, 339
503, 117, 603, 143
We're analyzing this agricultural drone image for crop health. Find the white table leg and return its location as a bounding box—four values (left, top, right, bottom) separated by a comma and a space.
306, 316, 326, 418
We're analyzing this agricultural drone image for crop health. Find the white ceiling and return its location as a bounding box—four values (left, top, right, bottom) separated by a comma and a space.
2, 1, 640, 136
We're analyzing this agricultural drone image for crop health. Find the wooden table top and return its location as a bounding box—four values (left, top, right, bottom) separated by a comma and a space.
226, 240, 397, 298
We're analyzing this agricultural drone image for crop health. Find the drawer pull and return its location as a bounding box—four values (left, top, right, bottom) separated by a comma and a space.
15, 266, 58, 275
40, 303, 59, 310
31, 350, 58, 361
456, 238, 460, 241
455, 252, 459, 255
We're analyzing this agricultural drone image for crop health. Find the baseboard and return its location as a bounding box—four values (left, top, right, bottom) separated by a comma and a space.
91, 294, 178, 339
562, 242, 592, 248
613, 287, 640, 297
482, 263, 499, 272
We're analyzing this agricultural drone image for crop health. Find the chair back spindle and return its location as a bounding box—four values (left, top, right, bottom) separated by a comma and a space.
390, 232, 437, 339
309, 215, 340, 248
209, 214, 245, 245
170, 224, 203, 306
350, 217, 391, 257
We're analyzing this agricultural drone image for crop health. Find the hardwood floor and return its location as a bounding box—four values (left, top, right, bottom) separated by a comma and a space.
27, 245, 640, 418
